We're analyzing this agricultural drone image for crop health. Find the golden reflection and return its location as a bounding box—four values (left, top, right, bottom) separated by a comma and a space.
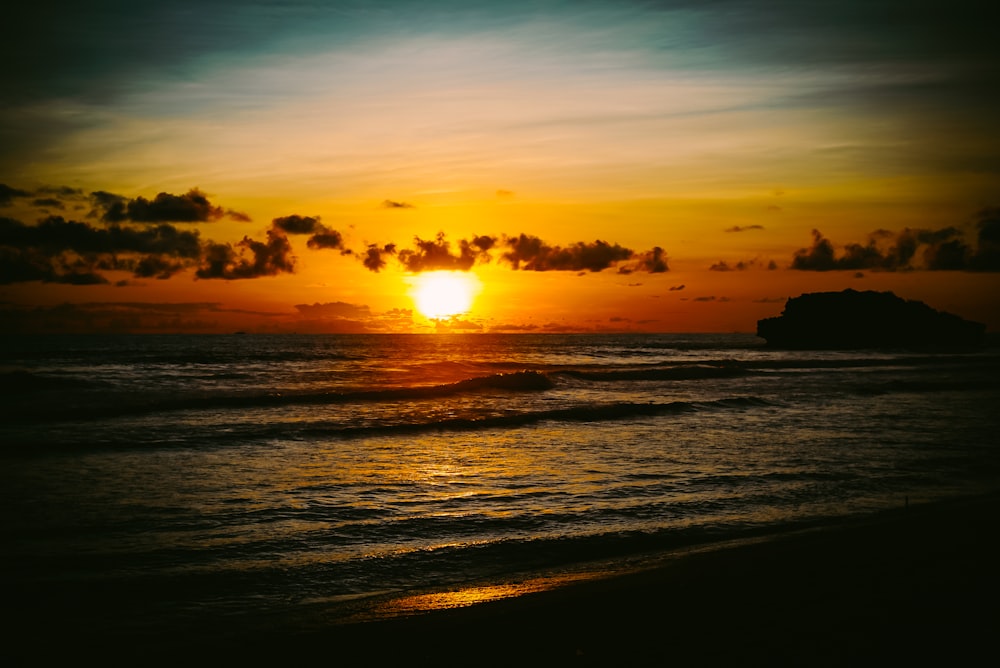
374, 573, 596, 617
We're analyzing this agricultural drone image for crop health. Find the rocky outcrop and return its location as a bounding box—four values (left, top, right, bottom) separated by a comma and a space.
756, 289, 985, 349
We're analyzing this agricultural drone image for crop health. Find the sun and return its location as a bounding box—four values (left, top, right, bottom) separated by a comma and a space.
409, 271, 481, 319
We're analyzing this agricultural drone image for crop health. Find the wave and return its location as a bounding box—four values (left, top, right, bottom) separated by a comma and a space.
853, 378, 1000, 395
0, 395, 776, 452
0, 370, 99, 394
0, 370, 554, 424
558, 364, 749, 382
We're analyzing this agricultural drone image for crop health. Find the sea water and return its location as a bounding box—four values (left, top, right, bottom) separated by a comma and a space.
2, 333, 998, 635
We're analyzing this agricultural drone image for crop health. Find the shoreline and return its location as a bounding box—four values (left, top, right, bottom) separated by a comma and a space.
297, 494, 1000, 665
14, 493, 997, 665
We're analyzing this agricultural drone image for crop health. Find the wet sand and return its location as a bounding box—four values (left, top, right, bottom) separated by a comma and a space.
11, 494, 999, 666
253, 495, 999, 666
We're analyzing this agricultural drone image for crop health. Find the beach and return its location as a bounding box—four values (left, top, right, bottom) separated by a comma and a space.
4, 334, 998, 665
11, 493, 996, 666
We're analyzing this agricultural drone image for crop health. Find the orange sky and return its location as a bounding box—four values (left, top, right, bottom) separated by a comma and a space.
2, 1, 998, 333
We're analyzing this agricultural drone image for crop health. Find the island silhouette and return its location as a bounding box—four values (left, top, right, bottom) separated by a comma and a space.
757, 289, 986, 349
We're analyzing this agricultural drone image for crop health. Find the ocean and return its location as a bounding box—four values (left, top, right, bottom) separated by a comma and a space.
3, 333, 999, 639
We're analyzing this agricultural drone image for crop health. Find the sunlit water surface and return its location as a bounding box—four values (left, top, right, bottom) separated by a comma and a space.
2, 333, 998, 631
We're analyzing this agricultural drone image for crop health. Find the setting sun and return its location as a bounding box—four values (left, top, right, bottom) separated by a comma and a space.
409, 271, 481, 319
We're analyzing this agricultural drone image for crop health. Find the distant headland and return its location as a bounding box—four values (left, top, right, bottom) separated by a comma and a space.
757, 289, 986, 349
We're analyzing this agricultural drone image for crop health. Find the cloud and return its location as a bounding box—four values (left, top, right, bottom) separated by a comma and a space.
434, 316, 483, 331
709, 258, 776, 271
382, 199, 414, 209
0, 301, 285, 334
2, 184, 87, 209
371, 233, 670, 275
790, 218, 1000, 272
0, 216, 203, 257
272, 214, 349, 252
90, 188, 249, 223
397, 232, 495, 272
709, 261, 740, 271
669, 284, 686, 291
725, 225, 765, 233
362, 243, 397, 272
226, 210, 253, 222
971, 207, 1000, 271
2, 184, 675, 283
620, 246, 669, 274
501, 234, 635, 272
196, 229, 295, 279
489, 323, 540, 332
496, 190, 515, 198
272, 214, 322, 235
0, 215, 204, 283
131, 255, 189, 279
0, 245, 108, 285
294, 301, 372, 319
0, 184, 31, 206
307, 230, 349, 251
38, 185, 84, 197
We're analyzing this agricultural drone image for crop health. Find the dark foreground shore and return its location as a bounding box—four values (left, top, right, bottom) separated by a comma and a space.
9, 494, 999, 666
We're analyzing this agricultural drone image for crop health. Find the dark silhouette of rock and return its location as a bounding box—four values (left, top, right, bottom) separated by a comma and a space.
757, 289, 985, 349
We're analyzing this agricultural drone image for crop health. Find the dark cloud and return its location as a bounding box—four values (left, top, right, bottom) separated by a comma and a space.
435, 317, 482, 331
272, 214, 348, 252
971, 207, 1000, 271
0, 183, 86, 209
37, 185, 84, 197
0, 301, 275, 334
294, 301, 372, 319
90, 188, 247, 224
397, 232, 495, 272
363, 243, 397, 272
791, 220, 999, 272
365, 233, 669, 274
307, 230, 348, 251
382, 199, 414, 209
0, 245, 108, 285
709, 261, 740, 271
0, 216, 202, 257
725, 225, 765, 233
32, 198, 64, 209
501, 234, 634, 272
0, 215, 204, 283
196, 229, 295, 279
272, 215, 323, 235
622, 246, 668, 274
669, 284, 686, 291
89, 191, 127, 221
489, 323, 539, 332
709, 257, 775, 271
131, 255, 188, 279
0, 184, 31, 206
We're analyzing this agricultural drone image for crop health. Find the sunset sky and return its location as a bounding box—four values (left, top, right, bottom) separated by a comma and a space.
3, 0, 998, 333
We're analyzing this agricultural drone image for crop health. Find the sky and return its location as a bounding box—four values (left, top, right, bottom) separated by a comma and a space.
3, 0, 998, 334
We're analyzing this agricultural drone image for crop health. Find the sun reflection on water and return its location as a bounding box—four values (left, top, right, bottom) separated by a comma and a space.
372, 572, 597, 617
